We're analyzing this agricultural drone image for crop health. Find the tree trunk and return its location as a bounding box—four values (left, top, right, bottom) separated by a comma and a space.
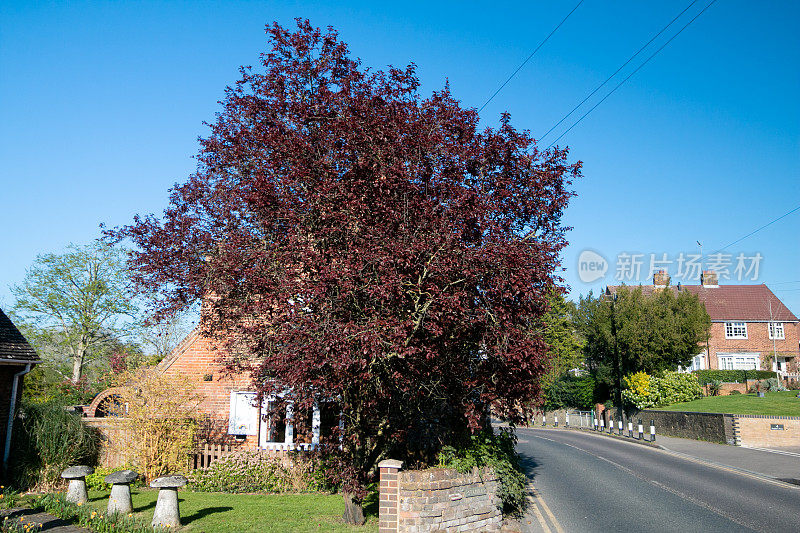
71, 343, 85, 383
342, 492, 365, 525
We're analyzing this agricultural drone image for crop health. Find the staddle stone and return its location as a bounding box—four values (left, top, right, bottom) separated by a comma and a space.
106, 470, 139, 515
62, 466, 93, 504
61, 466, 94, 479
150, 475, 187, 489
151, 475, 188, 528
105, 470, 139, 485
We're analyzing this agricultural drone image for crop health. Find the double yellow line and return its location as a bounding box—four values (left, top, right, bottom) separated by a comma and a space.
528, 486, 565, 533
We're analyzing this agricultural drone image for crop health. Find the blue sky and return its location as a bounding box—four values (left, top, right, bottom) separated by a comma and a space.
1, 1, 798, 314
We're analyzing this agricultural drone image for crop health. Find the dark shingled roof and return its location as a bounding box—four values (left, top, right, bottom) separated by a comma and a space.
605, 284, 798, 322
0, 308, 40, 363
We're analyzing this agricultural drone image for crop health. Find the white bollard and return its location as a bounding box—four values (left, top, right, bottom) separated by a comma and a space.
628, 421, 633, 438
650, 420, 656, 442
638, 419, 644, 440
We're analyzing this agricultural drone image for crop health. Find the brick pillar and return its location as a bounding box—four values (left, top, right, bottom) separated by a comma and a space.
378, 459, 403, 533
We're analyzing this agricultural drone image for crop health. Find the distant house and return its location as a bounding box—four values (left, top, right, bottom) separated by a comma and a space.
0, 308, 40, 473
606, 270, 799, 376
86, 327, 337, 451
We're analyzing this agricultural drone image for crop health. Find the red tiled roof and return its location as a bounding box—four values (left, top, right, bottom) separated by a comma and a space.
0, 308, 40, 363
604, 284, 798, 322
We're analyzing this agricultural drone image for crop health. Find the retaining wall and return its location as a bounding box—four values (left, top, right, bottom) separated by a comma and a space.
638, 410, 736, 445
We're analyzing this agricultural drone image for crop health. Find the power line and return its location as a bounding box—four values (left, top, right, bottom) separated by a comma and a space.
478, 0, 585, 114
539, 0, 699, 143
546, 0, 718, 149
711, 204, 800, 255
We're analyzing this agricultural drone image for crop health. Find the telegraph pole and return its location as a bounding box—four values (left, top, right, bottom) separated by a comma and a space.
611, 293, 623, 427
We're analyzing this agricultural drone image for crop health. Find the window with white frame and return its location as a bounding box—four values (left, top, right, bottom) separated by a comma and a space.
717, 353, 759, 370
725, 322, 747, 339
690, 354, 706, 371
768, 322, 785, 340
228, 392, 259, 435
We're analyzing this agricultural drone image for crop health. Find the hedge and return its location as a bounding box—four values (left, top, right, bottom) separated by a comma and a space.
692, 369, 776, 385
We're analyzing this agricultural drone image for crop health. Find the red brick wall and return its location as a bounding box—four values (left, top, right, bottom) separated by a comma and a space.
705, 321, 799, 371
160, 333, 258, 446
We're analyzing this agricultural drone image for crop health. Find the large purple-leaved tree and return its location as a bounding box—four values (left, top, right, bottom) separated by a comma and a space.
111, 19, 581, 521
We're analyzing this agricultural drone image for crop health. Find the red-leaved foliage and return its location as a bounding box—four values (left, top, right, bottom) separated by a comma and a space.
109, 19, 581, 495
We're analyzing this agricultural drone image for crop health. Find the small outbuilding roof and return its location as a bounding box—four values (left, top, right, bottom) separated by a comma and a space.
0, 308, 40, 364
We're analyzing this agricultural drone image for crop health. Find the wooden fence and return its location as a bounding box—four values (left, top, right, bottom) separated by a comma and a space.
190, 443, 237, 470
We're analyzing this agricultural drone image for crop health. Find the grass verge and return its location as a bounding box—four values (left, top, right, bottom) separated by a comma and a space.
657, 390, 800, 416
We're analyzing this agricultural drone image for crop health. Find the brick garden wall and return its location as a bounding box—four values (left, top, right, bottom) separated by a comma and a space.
378, 460, 502, 533
734, 415, 800, 447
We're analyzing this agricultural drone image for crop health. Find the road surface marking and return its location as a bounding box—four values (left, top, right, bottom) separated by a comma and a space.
526, 495, 552, 533
527, 431, 762, 532
529, 487, 565, 533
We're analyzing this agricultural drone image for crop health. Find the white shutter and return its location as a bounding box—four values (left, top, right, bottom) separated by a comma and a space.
228, 392, 258, 435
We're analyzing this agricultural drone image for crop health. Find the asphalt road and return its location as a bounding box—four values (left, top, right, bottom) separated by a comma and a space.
515, 428, 800, 533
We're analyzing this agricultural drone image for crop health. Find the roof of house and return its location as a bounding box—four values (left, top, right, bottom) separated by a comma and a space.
604, 284, 798, 322
0, 308, 40, 363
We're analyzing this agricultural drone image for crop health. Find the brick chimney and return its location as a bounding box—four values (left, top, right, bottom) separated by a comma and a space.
653, 270, 670, 288
701, 270, 719, 288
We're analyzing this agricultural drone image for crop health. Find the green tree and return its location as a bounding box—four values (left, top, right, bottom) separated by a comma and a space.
11, 241, 136, 383
540, 291, 584, 386
576, 286, 710, 404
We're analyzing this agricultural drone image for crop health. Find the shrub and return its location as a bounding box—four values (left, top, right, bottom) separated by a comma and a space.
729, 390, 742, 395
787, 381, 800, 391
693, 370, 776, 385
10, 401, 100, 490
437, 429, 527, 517
655, 372, 704, 405
85, 468, 144, 492
622, 371, 703, 409
188, 450, 333, 493
108, 369, 201, 482
543, 375, 596, 411
763, 377, 787, 392
621, 372, 656, 409
708, 380, 722, 396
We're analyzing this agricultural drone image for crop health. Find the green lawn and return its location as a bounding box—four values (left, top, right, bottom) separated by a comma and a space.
657, 390, 800, 416
84, 489, 378, 532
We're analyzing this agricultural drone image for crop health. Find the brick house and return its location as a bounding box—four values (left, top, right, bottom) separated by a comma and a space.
86, 327, 337, 451
606, 271, 799, 375
1, 308, 40, 474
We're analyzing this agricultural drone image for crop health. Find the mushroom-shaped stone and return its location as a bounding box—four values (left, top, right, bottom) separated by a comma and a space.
104, 470, 139, 515
150, 475, 188, 529
61, 466, 94, 505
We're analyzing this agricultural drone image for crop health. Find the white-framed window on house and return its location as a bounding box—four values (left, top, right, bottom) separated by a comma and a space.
768, 322, 785, 340
690, 354, 706, 371
717, 353, 760, 370
725, 322, 747, 339
228, 391, 259, 436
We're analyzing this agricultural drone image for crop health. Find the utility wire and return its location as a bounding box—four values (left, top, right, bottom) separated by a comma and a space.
478, 0, 584, 114
546, 0, 718, 149
539, 0, 698, 143
711, 204, 800, 255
